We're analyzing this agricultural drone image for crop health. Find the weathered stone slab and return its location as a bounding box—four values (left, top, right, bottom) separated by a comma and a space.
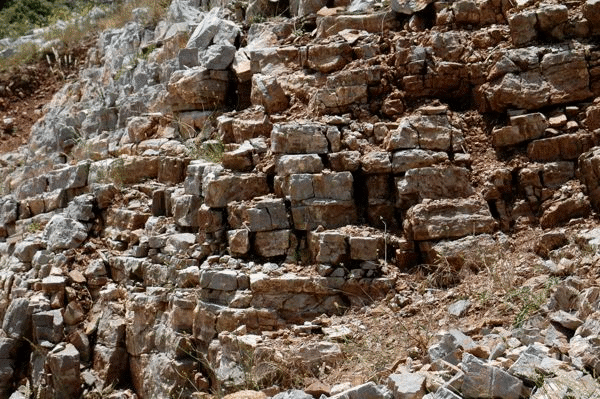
527, 133, 596, 162
396, 167, 474, 209
391, 149, 448, 174
292, 199, 358, 231
461, 353, 522, 399
228, 196, 289, 232
271, 123, 329, 154
204, 173, 270, 208
308, 230, 348, 265
46, 162, 90, 191
254, 230, 291, 257
404, 198, 497, 241
492, 113, 548, 147
276, 154, 324, 176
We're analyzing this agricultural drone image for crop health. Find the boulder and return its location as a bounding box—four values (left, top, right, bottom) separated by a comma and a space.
165, 67, 228, 111
387, 373, 426, 399
42, 215, 88, 251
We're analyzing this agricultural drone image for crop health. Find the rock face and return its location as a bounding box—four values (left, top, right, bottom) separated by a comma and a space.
4, 0, 600, 398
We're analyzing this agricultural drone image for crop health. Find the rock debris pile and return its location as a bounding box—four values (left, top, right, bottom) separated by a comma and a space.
2, 0, 600, 397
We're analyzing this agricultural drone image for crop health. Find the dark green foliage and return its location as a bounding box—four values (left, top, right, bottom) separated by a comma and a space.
0, 0, 72, 38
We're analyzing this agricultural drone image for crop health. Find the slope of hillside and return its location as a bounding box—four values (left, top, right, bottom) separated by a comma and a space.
1, 0, 600, 398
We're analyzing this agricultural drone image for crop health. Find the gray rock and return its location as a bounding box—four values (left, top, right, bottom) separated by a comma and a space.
254, 230, 291, 257
203, 173, 270, 208
46, 162, 90, 191
228, 197, 289, 232
251, 74, 289, 114
271, 122, 329, 154
329, 382, 393, 399
2, 298, 31, 339
391, 0, 434, 14
404, 198, 497, 241
391, 149, 448, 174
200, 44, 236, 70
65, 194, 95, 221
272, 390, 313, 399
276, 154, 324, 176
387, 373, 426, 399
32, 309, 63, 344
47, 343, 81, 399
396, 167, 474, 209
448, 300, 471, 317
186, 8, 240, 50
461, 353, 523, 399
42, 215, 88, 251
13, 240, 43, 263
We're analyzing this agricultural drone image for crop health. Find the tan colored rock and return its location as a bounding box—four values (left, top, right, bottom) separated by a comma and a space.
307, 43, 353, 73
316, 11, 400, 38
404, 197, 497, 241
527, 133, 596, 162
203, 173, 270, 208
254, 230, 291, 257
251, 74, 289, 114
223, 391, 267, 399
396, 167, 474, 209
271, 122, 329, 154
309, 230, 348, 265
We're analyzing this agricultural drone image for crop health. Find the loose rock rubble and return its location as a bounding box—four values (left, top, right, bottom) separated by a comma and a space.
2, 0, 600, 397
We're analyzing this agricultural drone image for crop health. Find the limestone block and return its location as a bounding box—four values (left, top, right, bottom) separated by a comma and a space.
158, 157, 187, 184
292, 199, 358, 230
527, 133, 596, 162
222, 142, 254, 172
2, 298, 31, 339
46, 161, 90, 191
42, 215, 88, 251
186, 8, 240, 50
254, 230, 291, 257
308, 231, 348, 265
228, 229, 250, 256
251, 74, 289, 114
387, 373, 426, 399
47, 344, 81, 399
404, 198, 497, 241
329, 151, 361, 172
228, 197, 289, 232
271, 122, 329, 154
200, 270, 239, 291
361, 152, 392, 174
203, 173, 270, 208
184, 160, 213, 196
508, 11, 537, 46
105, 209, 151, 231
349, 236, 380, 261
396, 167, 474, 209
200, 44, 236, 70
276, 154, 324, 176
32, 310, 63, 344
391, 149, 448, 174
306, 42, 353, 74
166, 67, 228, 110
127, 116, 156, 144
172, 194, 202, 227
492, 112, 547, 147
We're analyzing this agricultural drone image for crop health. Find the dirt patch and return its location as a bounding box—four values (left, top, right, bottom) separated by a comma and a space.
0, 40, 92, 153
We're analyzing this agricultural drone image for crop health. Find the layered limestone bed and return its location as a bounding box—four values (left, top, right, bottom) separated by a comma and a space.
3, 0, 600, 397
